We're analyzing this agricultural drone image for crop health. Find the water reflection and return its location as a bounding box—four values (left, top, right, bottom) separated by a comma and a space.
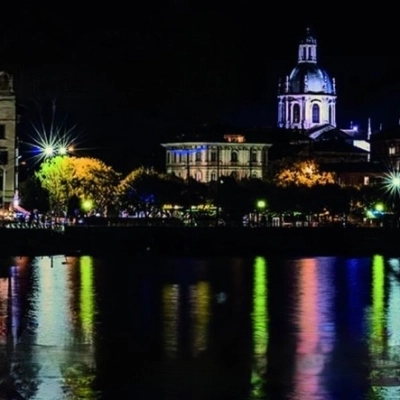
368, 255, 400, 398
292, 257, 335, 400
250, 256, 268, 398
162, 283, 179, 357
2, 254, 400, 398
190, 281, 211, 357
10, 255, 98, 399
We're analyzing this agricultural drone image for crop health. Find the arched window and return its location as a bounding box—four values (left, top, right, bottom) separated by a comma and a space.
210, 171, 217, 181
195, 171, 202, 181
312, 103, 320, 123
293, 104, 300, 123
231, 151, 238, 162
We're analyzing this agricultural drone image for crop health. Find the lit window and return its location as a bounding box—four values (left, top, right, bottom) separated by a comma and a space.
312, 104, 320, 123
293, 104, 300, 123
389, 146, 396, 155
364, 176, 370, 185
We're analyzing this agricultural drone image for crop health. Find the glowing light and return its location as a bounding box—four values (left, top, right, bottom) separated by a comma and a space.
256, 199, 267, 209
80, 256, 94, 344
250, 256, 268, 398
44, 146, 54, 156
163, 284, 179, 357
82, 199, 93, 212
58, 146, 67, 155
24, 100, 81, 164
191, 281, 210, 356
383, 170, 400, 196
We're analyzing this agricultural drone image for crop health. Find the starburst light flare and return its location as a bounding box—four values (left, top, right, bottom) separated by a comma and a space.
382, 170, 400, 197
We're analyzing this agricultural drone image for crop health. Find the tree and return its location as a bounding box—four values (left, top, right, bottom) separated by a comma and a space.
18, 176, 50, 212
274, 159, 335, 187
118, 168, 186, 215
35, 156, 120, 215
69, 156, 121, 216
35, 156, 75, 214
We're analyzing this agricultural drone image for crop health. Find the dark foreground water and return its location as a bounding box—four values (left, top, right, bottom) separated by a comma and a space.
0, 254, 399, 399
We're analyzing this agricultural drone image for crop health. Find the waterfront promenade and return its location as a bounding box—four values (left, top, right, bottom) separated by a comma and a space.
0, 225, 399, 256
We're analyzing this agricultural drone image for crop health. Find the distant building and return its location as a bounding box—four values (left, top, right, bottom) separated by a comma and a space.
370, 125, 400, 169
0, 72, 17, 206
278, 28, 337, 130
161, 133, 272, 182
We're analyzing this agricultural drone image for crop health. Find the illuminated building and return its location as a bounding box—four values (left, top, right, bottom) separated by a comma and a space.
162, 134, 271, 182
278, 28, 336, 130
0, 71, 17, 205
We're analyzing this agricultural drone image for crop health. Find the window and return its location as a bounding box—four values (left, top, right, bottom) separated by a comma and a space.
195, 151, 202, 162
173, 153, 177, 163
364, 176, 370, 185
293, 104, 300, 123
312, 103, 320, 123
210, 151, 217, 162
250, 151, 257, 163
329, 105, 333, 124
231, 171, 238, 179
210, 171, 217, 181
231, 151, 238, 162
0, 150, 7, 165
389, 146, 396, 155
0, 125, 5, 139
178, 154, 182, 163
167, 152, 170, 163
195, 171, 202, 181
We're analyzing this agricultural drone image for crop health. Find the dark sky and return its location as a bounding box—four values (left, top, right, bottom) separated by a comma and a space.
1, 2, 399, 171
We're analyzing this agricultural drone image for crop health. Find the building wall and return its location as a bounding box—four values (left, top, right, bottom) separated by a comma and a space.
0, 72, 16, 206
278, 94, 336, 129
162, 142, 271, 183
370, 138, 400, 168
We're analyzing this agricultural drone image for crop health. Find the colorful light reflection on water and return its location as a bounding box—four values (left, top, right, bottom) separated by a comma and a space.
0, 254, 398, 398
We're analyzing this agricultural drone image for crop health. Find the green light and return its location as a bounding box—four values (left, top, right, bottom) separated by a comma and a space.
251, 256, 268, 397
369, 255, 385, 362
82, 199, 93, 211
256, 200, 266, 209
375, 203, 384, 212
80, 256, 94, 343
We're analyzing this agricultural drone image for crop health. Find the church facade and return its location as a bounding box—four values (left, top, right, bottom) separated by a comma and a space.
277, 28, 337, 130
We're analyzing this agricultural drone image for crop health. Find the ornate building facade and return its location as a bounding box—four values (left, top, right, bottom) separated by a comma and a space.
277, 29, 337, 130
0, 72, 17, 206
161, 134, 271, 183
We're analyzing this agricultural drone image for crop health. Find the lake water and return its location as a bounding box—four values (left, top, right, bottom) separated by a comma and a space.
0, 254, 399, 399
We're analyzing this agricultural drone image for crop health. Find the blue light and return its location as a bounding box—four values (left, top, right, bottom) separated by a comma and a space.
171, 145, 207, 155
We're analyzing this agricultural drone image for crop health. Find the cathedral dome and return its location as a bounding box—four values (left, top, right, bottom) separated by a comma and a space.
289, 63, 334, 94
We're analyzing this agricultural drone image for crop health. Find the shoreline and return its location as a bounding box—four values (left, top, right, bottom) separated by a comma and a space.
0, 226, 400, 257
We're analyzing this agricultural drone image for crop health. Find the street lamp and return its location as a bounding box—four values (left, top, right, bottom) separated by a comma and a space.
256, 199, 267, 227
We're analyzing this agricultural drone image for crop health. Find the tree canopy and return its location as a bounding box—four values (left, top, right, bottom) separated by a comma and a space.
274, 159, 335, 187
35, 156, 120, 215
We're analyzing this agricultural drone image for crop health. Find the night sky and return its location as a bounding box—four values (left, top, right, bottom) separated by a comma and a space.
1, 2, 399, 171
